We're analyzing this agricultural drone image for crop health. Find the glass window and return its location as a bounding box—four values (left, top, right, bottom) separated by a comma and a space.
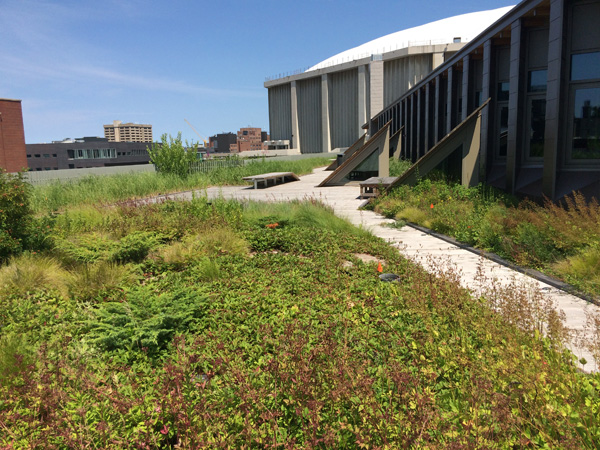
497, 82, 509, 101
572, 87, 600, 159
528, 70, 548, 92
528, 99, 546, 158
571, 52, 600, 81
43, 154, 50, 158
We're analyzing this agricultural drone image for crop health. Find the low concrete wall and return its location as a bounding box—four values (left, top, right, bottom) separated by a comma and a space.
24, 164, 156, 186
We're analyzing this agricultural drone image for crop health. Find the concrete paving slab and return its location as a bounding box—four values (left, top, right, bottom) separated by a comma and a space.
189, 166, 599, 371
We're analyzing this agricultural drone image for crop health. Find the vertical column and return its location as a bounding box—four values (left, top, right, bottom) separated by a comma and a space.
369, 58, 384, 119
358, 66, 368, 136
409, 94, 415, 161
480, 40, 492, 180
434, 75, 441, 144
446, 67, 454, 134
424, 83, 430, 152
416, 88, 422, 158
321, 75, 331, 153
506, 19, 523, 193
290, 81, 301, 152
543, 0, 565, 200
462, 55, 470, 121
403, 99, 408, 159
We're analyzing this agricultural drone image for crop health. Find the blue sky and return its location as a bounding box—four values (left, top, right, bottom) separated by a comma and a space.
1, 0, 515, 144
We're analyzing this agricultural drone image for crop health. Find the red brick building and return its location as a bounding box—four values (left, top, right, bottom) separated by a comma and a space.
0, 99, 28, 173
229, 127, 270, 152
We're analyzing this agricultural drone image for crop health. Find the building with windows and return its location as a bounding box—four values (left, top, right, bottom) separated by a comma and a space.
271, 0, 600, 200
26, 137, 151, 171
264, 7, 513, 154
0, 98, 28, 173
366, 0, 600, 200
104, 120, 153, 143
229, 127, 270, 152
208, 132, 237, 153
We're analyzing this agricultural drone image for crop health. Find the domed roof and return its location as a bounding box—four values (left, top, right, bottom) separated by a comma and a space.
307, 6, 514, 72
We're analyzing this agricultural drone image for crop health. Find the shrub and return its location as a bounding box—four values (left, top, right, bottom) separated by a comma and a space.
148, 132, 199, 178
0, 171, 33, 262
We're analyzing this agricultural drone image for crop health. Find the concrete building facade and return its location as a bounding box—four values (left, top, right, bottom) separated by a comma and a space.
265, 7, 513, 154
0, 98, 28, 173
369, 0, 600, 200
26, 137, 150, 171
104, 120, 153, 143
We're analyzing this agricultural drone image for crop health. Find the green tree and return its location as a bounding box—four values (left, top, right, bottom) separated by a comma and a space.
147, 132, 199, 178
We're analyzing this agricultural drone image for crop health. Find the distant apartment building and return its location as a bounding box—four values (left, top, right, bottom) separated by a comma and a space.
208, 132, 237, 153
26, 137, 150, 171
229, 127, 270, 152
104, 120, 153, 143
0, 98, 28, 172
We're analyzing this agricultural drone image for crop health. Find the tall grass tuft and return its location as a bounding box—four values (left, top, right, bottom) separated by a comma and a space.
0, 253, 69, 298
67, 261, 137, 302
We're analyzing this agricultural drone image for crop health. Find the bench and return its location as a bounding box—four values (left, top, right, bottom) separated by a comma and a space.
359, 177, 398, 198
242, 172, 300, 189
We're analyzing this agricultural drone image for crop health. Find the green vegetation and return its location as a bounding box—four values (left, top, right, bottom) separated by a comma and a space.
371, 178, 600, 299
148, 132, 200, 178
30, 156, 330, 213
389, 157, 412, 177
1, 194, 600, 448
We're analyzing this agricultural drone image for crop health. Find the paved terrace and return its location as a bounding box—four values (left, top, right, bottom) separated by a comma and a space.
171, 167, 598, 372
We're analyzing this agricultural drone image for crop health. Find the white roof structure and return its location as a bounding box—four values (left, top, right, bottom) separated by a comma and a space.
308, 6, 515, 72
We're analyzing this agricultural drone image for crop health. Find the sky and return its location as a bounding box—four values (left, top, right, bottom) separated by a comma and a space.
1, 0, 516, 144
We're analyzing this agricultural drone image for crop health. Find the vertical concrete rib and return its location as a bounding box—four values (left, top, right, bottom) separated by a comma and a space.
480, 40, 492, 180
321, 74, 331, 153
290, 81, 301, 152
358, 66, 368, 136
462, 55, 470, 121
416, 88, 422, 157
424, 83, 430, 152
506, 19, 523, 193
409, 94, 415, 161
434, 75, 440, 144
446, 67, 453, 135
369, 59, 384, 119
543, 0, 565, 200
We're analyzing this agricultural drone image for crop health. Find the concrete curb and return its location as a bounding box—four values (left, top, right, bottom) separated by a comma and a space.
405, 222, 599, 306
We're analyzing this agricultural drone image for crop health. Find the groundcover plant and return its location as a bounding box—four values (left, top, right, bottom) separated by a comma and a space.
371, 178, 600, 300
0, 197, 599, 449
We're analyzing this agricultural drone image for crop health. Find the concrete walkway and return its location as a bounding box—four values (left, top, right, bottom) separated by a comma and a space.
175, 167, 598, 371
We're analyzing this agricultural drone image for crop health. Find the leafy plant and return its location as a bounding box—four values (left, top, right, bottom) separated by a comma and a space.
148, 132, 200, 178
0, 171, 34, 262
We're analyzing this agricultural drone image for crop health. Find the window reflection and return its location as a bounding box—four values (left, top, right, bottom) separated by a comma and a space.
571, 52, 600, 81
528, 70, 548, 92
572, 88, 600, 159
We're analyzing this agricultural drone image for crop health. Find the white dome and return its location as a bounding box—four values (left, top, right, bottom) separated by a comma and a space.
307, 6, 515, 71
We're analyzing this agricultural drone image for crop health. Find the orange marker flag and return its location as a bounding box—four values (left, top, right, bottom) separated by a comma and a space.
377, 262, 383, 273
